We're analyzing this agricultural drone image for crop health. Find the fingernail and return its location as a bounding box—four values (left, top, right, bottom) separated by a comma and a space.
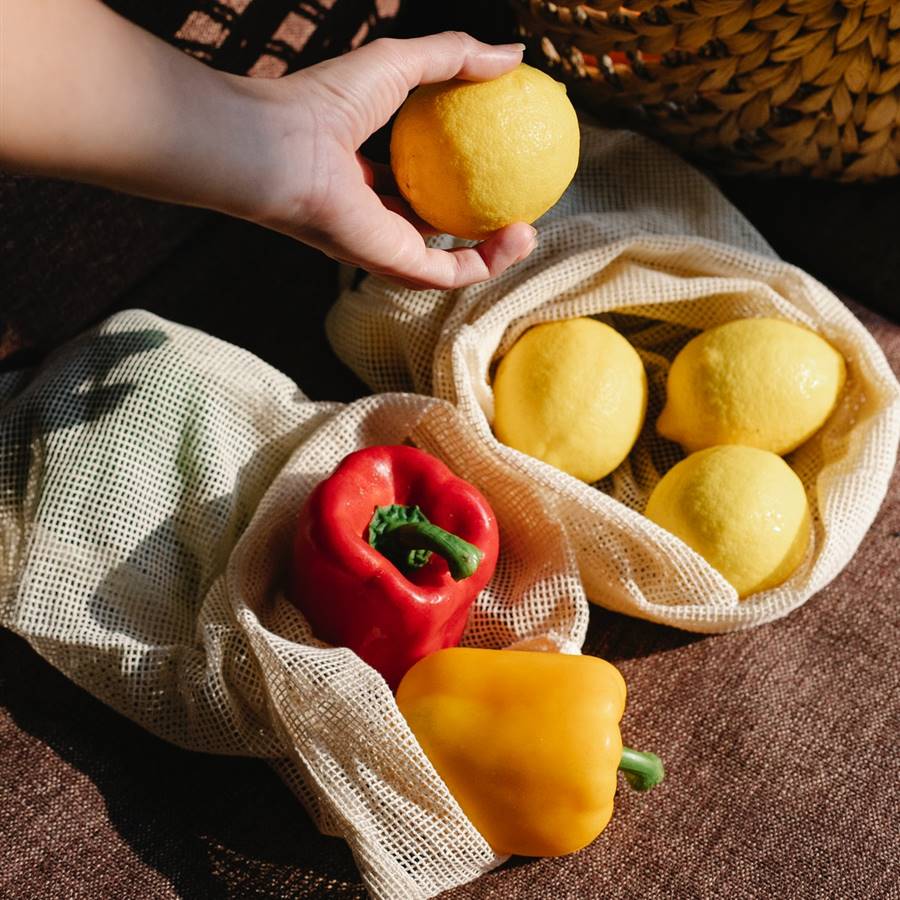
516, 233, 538, 263
495, 42, 526, 53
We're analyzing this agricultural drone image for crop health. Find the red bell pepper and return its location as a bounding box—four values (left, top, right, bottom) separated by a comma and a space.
289, 445, 499, 688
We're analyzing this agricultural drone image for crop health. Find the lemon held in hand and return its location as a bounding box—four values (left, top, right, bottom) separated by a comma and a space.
390, 64, 579, 240
492, 318, 647, 483
645, 445, 811, 598
658, 318, 846, 455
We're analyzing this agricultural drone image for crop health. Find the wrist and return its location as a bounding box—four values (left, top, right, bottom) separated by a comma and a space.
192, 72, 284, 222
219, 72, 320, 235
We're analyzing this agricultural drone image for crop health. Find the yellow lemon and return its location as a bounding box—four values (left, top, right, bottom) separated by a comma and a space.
390, 64, 580, 240
657, 318, 846, 455
645, 445, 811, 598
492, 318, 647, 482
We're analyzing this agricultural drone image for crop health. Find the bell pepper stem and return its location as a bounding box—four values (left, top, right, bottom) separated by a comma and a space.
368, 504, 484, 581
384, 521, 484, 581
619, 746, 665, 791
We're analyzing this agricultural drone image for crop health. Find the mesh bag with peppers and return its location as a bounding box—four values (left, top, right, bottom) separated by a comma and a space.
0, 308, 659, 899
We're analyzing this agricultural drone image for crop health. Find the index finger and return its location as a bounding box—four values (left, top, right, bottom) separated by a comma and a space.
347, 189, 536, 290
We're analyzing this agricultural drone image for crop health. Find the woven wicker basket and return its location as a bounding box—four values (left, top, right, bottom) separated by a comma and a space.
511, 0, 900, 179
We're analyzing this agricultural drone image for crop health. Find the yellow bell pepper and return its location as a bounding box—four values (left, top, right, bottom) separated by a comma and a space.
395, 647, 664, 857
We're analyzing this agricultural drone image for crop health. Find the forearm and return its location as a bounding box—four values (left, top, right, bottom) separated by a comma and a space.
1, 11, 535, 289
0, 0, 280, 219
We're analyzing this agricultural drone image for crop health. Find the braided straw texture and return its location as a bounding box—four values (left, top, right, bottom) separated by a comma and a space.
511, 0, 900, 178
328, 124, 900, 630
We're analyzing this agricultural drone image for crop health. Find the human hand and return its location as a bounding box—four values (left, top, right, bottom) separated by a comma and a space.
2, 1, 535, 290
246, 33, 538, 290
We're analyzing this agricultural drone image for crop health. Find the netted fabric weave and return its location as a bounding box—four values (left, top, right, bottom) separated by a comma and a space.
327, 125, 900, 630
0, 310, 589, 899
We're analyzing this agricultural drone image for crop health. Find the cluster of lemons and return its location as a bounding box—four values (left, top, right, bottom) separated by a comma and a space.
390, 64, 846, 599
493, 317, 846, 599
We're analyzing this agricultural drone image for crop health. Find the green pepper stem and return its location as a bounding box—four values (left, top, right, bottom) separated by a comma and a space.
619, 746, 665, 791
367, 504, 484, 581
384, 521, 484, 581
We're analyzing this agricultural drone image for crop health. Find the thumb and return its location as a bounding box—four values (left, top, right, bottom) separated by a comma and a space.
325, 32, 525, 142
369, 31, 526, 87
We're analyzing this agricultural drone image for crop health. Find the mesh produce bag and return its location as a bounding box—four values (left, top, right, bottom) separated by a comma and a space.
2, 125, 899, 900
0, 310, 589, 899
328, 125, 900, 631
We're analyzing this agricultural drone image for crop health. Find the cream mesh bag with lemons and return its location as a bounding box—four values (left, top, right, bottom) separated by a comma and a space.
328, 124, 900, 631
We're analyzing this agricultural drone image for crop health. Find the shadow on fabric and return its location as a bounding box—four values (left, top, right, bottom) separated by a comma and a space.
0, 323, 366, 896
584, 606, 710, 663
0, 628, 366, 899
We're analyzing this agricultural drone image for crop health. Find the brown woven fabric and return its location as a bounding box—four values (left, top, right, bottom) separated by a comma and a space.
0, 277, 897, 897
0, 176, 207, 365
718, 174, 900, 323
